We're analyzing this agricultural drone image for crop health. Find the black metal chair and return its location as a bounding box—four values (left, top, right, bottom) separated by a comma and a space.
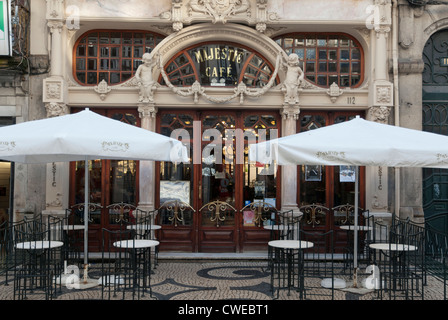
13, 222, 64, 300
268, 210, 306, 298
100, 228, 156, 300
299, 229, 336, 300
370, 217, 425, 300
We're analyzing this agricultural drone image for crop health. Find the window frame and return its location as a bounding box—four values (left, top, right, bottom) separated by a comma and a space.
73, 30, 165, 86
274, 33, 364, 89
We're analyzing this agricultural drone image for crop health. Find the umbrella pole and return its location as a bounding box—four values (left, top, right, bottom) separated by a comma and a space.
84, 158, 88, 265
353, 165, 359, 288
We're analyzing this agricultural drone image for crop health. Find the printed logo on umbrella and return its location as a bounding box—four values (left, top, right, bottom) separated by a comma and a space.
0, 141, 16, 151
102, 141, 129, 152
316, 151, 346, 161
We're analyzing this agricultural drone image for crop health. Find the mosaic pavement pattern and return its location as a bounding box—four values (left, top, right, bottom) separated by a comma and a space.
0, 260, 446, 301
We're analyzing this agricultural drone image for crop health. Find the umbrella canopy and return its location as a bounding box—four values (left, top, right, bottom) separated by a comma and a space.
0, 108, 188, 164
249, 115, 448, 168
0, 108, 188, 265
249, 115, 448, 288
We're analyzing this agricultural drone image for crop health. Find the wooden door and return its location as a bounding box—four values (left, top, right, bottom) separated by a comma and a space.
297, 111, 366, 252
156, 110, 281, 252
70, 108, 140, 252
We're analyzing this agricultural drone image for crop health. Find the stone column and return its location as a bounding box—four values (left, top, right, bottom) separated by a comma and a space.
138, 104, 158, 212
42, 104, 70, 219
366, 0, 394, 225
280, 105, 300, 215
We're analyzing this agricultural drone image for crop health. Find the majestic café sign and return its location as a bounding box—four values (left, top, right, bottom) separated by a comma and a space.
188, 44, 248, 86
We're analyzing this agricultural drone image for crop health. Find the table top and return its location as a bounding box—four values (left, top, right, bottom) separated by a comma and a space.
15, 241, 64, 250
340, 225, 373, 231
52, 225, 85, 231
369, 243, 417, 252
264, 224, 299, 231
113, 239, 159, 249
126, 224, 161, 230
268, 240, 314, 249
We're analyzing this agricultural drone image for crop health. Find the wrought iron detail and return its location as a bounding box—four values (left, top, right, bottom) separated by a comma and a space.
199, 200, 237, 228
106, 202, 137, 224
70, 203, 103, 223
299, 204, 329, 228
241, 201, 277, 227
159, 200, 195, 227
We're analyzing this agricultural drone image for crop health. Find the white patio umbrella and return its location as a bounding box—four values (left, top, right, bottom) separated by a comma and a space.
0, 108, 188, 264
249, 115, 448, 287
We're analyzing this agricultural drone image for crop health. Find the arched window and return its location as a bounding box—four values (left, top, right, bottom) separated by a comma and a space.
73, 30, 165, 86
274, 33, 364, 88
159, 42, 279, 88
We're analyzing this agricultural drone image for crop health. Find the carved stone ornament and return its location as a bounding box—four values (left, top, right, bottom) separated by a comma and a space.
160, 0, 279, 32
45, 102, 68, 118
94, 80, 112, 101
372, 80, 394, 107
326, 82, 344, 103
43, 77, 66, 103
368, 106, 391, 124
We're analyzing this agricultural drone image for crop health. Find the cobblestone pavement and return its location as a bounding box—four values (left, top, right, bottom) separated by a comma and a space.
0, 259, 446, 302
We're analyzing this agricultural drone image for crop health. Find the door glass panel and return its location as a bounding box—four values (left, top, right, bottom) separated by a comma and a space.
74, 159, 102, 224
108, 160, 137, 225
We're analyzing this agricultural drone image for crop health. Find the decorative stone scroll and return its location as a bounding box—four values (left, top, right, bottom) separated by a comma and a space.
160, 0, 279, 32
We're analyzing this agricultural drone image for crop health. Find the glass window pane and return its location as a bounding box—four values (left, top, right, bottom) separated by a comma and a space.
306, 38, 317, 46
98, 73, 108, 83
352, 61, 360, 73
329, 50, 337, 60
319, 50, 327, 60
110, 47, 120, 57
294, 38, 304, 46
110, 59, 119, 70
319, 62, 327, 72
76, 72, 86, 83
351, 75, 360, 86
340, 50, 349, 60
306, 62, 315, 72
329, 62, 337, 72
340, 75, 350, 87
317, 38, 327, 46
77, 45, 86, 56
100, 47, 109, 57
329, 75, 338, 86
294, 48, 304, 60
88, 46, 97, 57
351, 48, 361, 60
87, 59, 97, 70
306, 48, 316, 59
110, 73, 120, 84
284, 38, 294, 48
134, 46, 144, 58
110, 32, 121, 44
122, 59, 132, 71
87, 72, 97, 84
317, 75, 327, 86
100, 59, 109, 70
76, 58, 86, 70
340, 62, 350, 73
99, 32, 109, 44
122, 46, 132, 58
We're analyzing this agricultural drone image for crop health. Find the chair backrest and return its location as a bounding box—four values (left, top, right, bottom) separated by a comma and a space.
106, 202, 138, 225
299, 204, 330, 228
241, 201, 278, 228
158, 200, 195, 227
70, 203, 103, 224
199, 200, 237, 228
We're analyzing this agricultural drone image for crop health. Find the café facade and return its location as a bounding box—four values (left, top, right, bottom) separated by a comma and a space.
1, 0, 448, 254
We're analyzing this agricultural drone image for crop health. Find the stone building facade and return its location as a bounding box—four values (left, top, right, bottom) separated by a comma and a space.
0, 0, 447, 253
